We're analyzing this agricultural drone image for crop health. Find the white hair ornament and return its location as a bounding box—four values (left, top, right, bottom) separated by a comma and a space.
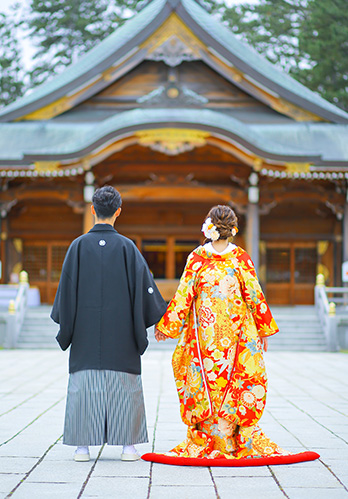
202, 218, 220, 241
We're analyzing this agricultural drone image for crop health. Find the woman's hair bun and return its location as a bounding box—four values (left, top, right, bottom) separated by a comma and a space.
205, 205, 238, 240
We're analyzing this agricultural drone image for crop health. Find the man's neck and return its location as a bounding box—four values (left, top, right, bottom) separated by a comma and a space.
95, 217, 115, 226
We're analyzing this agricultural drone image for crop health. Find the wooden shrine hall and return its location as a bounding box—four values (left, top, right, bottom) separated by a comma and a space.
0, 0, 348, 305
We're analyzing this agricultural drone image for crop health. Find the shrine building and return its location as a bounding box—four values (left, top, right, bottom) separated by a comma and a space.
0, 0, 348, 305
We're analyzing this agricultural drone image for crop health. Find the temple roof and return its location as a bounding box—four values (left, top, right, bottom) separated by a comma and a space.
0, 0, 347, 124
0, 108, 347, 167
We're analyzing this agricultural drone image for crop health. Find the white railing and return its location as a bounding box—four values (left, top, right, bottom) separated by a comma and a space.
314, 274, 346, 352
3, 271, 29, 348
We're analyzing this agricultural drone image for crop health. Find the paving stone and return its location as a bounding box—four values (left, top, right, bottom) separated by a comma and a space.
271, 466, 342, 488
93, 459, 151, 477
149, 485, 217, 499
0, 350, 348, 498
83, 476, 149, 499
26, 459, 95, 483
151, 463, 213, 486
284, 487, 348, 499
337, 475, 348, 489
11, 481, 83, 499
211, 466, 271, 477
214, 476, 285, 499
0, 473, 26, 494
0, 456, 37, 473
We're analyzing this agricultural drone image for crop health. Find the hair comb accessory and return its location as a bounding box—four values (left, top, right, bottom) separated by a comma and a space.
202, 217, 220, 241
232, 227, 238, 237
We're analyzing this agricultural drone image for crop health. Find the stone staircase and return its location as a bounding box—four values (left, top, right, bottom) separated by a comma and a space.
16, 306, 59, 349
268, 306, 327, 351
16, 305, 327, 351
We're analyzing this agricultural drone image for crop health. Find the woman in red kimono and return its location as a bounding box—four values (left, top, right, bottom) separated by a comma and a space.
148, 205, 318, 464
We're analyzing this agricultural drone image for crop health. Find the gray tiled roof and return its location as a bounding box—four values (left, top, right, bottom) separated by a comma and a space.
0, 0, 347, 123
181, 0, 348, 122
0, 0, 167, 118
251, 124, 348, 162
0, 108, 346, 164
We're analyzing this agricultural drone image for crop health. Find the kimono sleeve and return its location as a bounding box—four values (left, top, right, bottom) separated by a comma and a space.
156, 252, 197, 339
132, 250, 167, 355
238, 251, 279, 337
50, 245, 78, 351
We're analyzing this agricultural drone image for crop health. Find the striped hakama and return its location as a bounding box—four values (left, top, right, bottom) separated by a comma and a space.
63, 370, 148, 446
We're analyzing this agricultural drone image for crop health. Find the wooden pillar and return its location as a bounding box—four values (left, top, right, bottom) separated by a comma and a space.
246, 173, 260, 272
0, 216, 8, 284
83, 204, 94, 234
83, 171, 95, 234
166, 236, 175, 279
343, 199, 348, 263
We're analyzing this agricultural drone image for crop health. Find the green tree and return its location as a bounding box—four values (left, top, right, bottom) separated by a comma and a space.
295, 0, 348, 109
222, 0, 348, 111
27, 0, 149, 85
222, 0, 308, 71
197, 0, 226, 15
0, 8, 26, 107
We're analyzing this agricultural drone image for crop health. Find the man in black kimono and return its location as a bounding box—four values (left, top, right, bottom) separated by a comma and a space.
51, 186, 167, 462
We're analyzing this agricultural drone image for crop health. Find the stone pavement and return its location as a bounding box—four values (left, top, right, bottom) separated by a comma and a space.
0, 347, 348, 499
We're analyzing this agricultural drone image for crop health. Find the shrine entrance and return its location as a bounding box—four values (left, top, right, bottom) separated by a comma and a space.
265, 242, 318, 305
23, 241, 70, 304
22, 236, 202, 303
128, 235, 201, 300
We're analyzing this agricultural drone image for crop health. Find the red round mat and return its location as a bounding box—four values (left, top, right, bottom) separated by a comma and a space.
142, 451, 320, 467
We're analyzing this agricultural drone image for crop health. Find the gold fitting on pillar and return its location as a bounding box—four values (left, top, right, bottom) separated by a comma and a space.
8, 299, 16, 314
328, 302, 336, 316
316, 273, 325, 286
19, 270, 29, 284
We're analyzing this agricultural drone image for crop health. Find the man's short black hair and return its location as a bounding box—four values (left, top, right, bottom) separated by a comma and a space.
92, 186, 122, 219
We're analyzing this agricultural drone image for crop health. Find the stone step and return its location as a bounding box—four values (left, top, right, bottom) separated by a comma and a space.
272, 326, 322, 332
271, 338, 326, 346
268, 345, 327, 351
274, 319, 321, 323
16, 344, 58, 349
16, 306, 328, 350
21, 327, 55, 332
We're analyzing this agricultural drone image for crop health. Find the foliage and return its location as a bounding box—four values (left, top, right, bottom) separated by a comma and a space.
26, 0, 149, 85
295, 0, 348, 109
222, 0, 348, 110
0, 6, 26, 107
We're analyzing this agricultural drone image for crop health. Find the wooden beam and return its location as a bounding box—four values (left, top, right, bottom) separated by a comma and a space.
116, 184, 246, 203
0, 188, 83, 204
260, 189, 344, 206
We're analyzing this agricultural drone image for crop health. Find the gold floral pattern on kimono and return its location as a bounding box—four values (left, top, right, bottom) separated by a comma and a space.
156, 245, 279, 429
167, 417, 289, 460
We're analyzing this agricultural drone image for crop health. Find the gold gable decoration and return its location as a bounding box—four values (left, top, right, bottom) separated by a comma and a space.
285, 162, 311, 174
135, 128, 209, 155
275, 99, 325, 123
207, 51, 325, 123
17, 97, 71, 121
34, 161, 61, 172
143, 13, 203, 66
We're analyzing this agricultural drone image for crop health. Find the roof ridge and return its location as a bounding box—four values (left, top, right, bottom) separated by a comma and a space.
0, 0, 168, 121
179, 0, 348, 123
